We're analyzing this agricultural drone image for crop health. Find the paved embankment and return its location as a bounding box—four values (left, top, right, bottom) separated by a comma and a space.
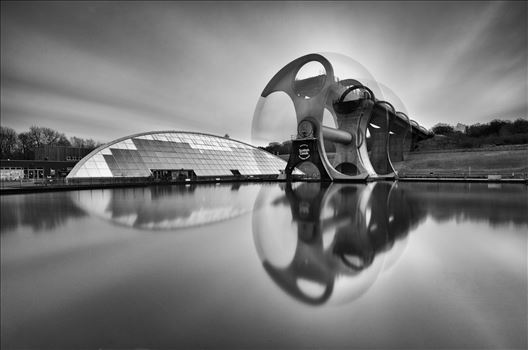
0, 178, 276, 195
2, 145, 526, 194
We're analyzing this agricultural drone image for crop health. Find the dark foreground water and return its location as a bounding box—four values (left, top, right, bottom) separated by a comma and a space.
1, 182, 527, 349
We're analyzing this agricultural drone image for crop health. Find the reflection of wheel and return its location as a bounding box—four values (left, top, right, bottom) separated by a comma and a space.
339, 252, 373, 271
253, 182, 392, 306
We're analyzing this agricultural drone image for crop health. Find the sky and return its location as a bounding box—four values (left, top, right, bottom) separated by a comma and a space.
1, 1, 526, 144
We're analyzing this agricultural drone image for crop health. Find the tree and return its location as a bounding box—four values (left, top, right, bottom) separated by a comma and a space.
70, 136, 99, 149
24, 126, 71, 148
84, 139, 98, 149
467, 123, 486, 138
70, 136, 83, 148
432, 123, 454, 135
17, 132, 34, 159
488, 119, 509, 136
57, 134, 71, 146
0, 126, 18, 159
512, 118, 528, 133
15, 126, 72, 159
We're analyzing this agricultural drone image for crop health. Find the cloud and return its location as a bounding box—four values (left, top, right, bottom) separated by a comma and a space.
1, 1, 526, 142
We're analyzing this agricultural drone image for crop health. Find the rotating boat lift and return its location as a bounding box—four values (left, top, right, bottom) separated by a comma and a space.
256, 53, 432, 181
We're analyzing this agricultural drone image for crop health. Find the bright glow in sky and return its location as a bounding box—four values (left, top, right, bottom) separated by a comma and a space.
1, 1, 526, 144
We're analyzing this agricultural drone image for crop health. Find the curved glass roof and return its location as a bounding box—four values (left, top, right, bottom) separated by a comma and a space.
67, 131, 287, 178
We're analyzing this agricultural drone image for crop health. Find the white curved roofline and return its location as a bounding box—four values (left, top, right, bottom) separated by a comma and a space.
68, 130, 284, 178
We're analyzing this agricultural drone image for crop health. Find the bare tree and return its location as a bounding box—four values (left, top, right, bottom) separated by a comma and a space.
5, 125, 104, 159
70, 136, 84, 148
83, 139, 98, 149
17, 132, 33, 159
70, 136, 99, 149
16, 126, 71, 158
27, 126, 71, 147
57, 134, 71, 146
0, 126, 18, 159
21, 126, 71, 148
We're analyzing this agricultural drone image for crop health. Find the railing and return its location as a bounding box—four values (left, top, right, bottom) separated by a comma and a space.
0, 174, 282, 191
2, 171, 526, 192
0, 178, 63, 189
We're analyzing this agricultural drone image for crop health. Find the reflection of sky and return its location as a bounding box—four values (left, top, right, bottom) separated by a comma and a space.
1, 2, 526, 145
1, 183, 526, 348
253, 181, 527, 308
403, 182, 528, 227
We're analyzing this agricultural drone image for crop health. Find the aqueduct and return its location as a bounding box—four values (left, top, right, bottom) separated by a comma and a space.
254, 53, 432, 181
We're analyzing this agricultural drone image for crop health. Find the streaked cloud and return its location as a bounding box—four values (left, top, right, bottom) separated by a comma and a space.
1, 1, 526, 143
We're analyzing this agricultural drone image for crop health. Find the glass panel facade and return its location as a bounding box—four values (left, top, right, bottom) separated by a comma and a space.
67, 131, 288, 178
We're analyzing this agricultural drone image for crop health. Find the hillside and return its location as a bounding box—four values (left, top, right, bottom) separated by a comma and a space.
394, 145, 528, 178
275, 145, 528, 179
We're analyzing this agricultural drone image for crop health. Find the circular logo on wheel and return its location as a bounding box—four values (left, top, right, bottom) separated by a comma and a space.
298, 120, 315, 138
298, 144, 310, 160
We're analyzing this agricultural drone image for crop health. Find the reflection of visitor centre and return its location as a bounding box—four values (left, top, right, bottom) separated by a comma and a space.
66, 131, 287, 182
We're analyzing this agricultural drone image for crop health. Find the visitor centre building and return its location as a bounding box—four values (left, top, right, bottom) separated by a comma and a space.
66, 131, 288, 183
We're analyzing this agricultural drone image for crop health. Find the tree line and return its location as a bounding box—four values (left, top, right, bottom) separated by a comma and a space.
0, 126, 103, 160
428, 118, 528, 149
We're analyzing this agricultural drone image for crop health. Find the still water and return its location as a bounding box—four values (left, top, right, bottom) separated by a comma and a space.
1, 182, 526, 349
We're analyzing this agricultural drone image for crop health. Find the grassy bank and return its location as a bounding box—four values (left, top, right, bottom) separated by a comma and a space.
277, 144, 528, 179
394, 145, 528, 178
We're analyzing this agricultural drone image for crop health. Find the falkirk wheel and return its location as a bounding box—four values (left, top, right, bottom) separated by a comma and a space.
252, 53, 432, 181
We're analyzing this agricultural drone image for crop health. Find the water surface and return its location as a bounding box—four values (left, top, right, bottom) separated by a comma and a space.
1, 182, 526, 349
